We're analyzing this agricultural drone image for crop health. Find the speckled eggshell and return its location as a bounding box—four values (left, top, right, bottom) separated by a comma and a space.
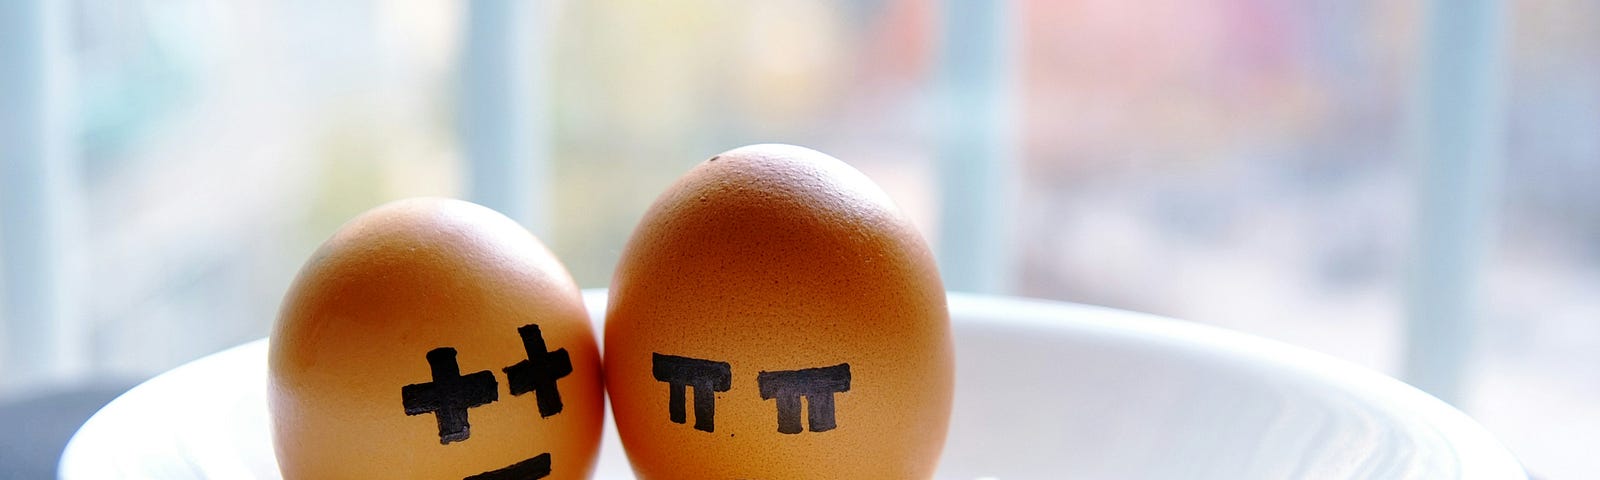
605, 144, 954, 479
269, 198, 603, 480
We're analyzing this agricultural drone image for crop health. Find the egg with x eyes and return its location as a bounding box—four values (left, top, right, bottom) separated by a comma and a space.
269, 198, 603, 480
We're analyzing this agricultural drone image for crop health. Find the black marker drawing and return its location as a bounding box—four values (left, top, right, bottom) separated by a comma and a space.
757, 363, 851, 434
402, 347, 500, 444
502, 324, 573, 417
464, 452, 551, 480
652, 353, 732, 432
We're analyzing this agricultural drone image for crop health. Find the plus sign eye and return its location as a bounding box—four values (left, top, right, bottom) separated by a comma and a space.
269, 198, 607, 478
401, 347, 500, 444
503, 324, 574, 417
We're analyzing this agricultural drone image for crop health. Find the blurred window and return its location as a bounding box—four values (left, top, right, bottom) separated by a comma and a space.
0, 1, 1594, 477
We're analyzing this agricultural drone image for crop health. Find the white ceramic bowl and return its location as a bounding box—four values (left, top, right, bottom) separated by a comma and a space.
61, 290, 1524, 479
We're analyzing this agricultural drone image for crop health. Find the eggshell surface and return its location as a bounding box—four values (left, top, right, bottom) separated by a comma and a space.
605, 144, 954, 479
269, 198, 602, 479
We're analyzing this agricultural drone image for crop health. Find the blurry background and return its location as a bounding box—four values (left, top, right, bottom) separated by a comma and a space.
0, 0, 1595, 478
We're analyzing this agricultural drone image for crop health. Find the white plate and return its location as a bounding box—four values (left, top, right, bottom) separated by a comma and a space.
61, 290, 1524, 479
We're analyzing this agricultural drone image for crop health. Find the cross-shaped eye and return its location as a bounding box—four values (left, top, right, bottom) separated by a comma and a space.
398, 324, 574, 445
401, 348, 500, 444
503, 324, 574, 417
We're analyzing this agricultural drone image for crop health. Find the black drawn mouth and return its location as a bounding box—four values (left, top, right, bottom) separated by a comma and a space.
464, 452, 551, 480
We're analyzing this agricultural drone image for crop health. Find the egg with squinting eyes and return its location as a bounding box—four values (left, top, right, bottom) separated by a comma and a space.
269, 198, 603, 480
605, 144, 954, 479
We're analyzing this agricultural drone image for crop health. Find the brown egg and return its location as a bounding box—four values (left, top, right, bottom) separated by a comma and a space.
605, 144, 954, 479
269, 198, 603, 480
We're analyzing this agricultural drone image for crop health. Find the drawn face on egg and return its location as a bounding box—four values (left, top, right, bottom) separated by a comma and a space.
269, 199, 604, 480
604, 145, 954, 479
395, 324, 577, 479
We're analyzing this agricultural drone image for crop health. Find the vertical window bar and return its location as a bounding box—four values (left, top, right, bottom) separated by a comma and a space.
935, 0, 1019, 294
1404, 0, 1509, 404
0, 0, 85, 389
461, 0, 549, 234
